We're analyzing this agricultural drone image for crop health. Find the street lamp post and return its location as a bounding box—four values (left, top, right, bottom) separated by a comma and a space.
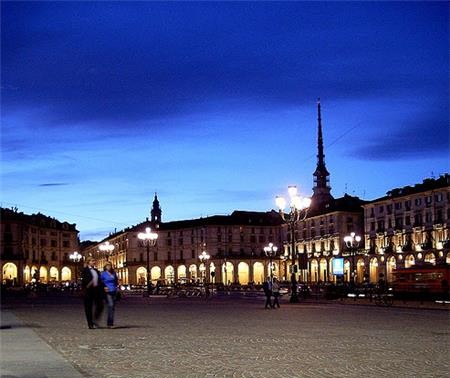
99, 241, 115, 263
280, 252, 289, 281
138, 227, 158, 296
276, 185, 311, 303
264, 243, 278, 283
69, 251, 82, 283
344, 232, 361, 286
198, 250, 210, 283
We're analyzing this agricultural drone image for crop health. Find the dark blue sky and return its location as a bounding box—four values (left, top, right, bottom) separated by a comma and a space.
2, 2, 448, 240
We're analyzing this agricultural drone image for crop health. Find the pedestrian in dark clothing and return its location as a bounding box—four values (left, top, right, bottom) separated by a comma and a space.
272, 278, 281, 308
81, 257, 104, 329
263, 277, 273, 309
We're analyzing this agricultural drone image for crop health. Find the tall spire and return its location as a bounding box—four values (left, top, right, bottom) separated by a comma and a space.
150, 192, 162, 224
312, 99, 333, 210
317, 98, 325, 169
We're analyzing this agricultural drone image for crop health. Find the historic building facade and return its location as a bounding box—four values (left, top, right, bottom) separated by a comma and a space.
0, 208, 79, 285
285, 100, 367, 284
82, 194, 284, 285
363, 174, 450, 283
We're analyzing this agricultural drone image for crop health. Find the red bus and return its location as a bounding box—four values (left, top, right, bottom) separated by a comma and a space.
393, 263, 449, 298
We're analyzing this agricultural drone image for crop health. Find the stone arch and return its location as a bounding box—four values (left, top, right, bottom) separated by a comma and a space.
177, 265, 187, 281
405, 254, 415, 268
310, 259, 318, 282
165, 265, 175, 282
188, 264, 197, 280
23, 265, 31, 283
424, 252, 436, 265
151, 266, 161, 281
386, 256, 396, 283
369, 257, 378, 283
344, 259, 351, 282
237, 262, 249, 285
136, 266, 147, 285
2, 262, 18, 283
357, 258, 365, 283
253, 262, 264, 284
49, 266, 59, 282
61, 266, 71, 281
222, 262, 234, 285
39, 266, 48, 283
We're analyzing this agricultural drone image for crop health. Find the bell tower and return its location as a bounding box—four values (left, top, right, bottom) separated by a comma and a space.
150, 192, 162, 225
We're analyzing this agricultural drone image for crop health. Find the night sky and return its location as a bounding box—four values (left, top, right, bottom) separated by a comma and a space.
2, 2, 448, 241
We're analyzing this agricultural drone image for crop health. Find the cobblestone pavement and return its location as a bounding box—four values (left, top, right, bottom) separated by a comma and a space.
2, 295, 449, 378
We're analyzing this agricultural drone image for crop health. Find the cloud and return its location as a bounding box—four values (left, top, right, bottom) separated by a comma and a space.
350, 110, 449, 161
2, 2, 447, 128
38, 183, 69, 187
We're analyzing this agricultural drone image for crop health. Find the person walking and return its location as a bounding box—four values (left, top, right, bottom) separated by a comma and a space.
101, 263, 119, 329
272, 277, 281, 308
263, 277, 273, 309
81, 257, 104, 329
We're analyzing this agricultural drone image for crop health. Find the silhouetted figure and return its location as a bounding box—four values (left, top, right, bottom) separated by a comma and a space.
81, 257, 104, 329
263, 277, 273, 309
272, 278, 281, 308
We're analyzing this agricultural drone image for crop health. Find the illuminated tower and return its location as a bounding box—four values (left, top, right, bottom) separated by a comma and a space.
312, 99, 333, 210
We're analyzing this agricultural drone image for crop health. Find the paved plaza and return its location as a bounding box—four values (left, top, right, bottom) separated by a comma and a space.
1, 295, 449, 378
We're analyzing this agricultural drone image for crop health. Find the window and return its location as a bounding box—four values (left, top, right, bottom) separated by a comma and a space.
414, 213, 422, 226
395, 202, 402, 210
379, 206, 384, 213
436, 209, 443, 223
425, 196, 432, 206
435, 193, 443, 202
387, 204, 393, 214
405, 216, 411, 226
329, 216, 334, 223
250, 235, 256, 243
51, 252, 56, 260
425, 212, 432, 223
370, 208, 375, 218
153, 252, 158, 261
40, 239, 47, 247
415, 198, 422, 206
51, 240, 57, 248
395, 218, 403, 229
168, 251, 172, 261
228, 235, 232, 243
180, 250, 184, 260
405, 200, 411, 211
217, 235, 222, 242
191, 250, 195, 259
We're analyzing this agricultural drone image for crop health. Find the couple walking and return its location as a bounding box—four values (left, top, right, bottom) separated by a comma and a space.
263, 277, 281, 309
81, 257, 119, 329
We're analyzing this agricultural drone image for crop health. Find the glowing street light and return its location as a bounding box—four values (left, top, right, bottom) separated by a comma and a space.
198, 250, 210, 283
138, 227, 158, 296
99, 241, 115, 261
69, 251, 82, 283
276, 185, 311, 303
264, 243, 278, 283
344, 232, 362, 285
